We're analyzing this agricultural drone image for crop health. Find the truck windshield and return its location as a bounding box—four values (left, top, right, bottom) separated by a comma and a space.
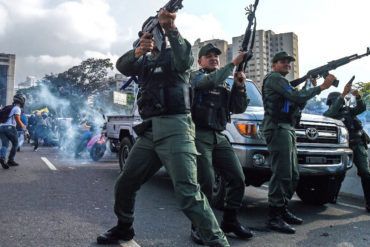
226, 78, 263, 107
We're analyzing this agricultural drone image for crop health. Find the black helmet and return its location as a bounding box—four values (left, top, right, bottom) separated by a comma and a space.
326, 92, 341, 106
13, 94, 26, 108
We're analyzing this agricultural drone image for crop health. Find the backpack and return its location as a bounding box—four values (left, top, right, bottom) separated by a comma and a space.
0, 105, 14, 123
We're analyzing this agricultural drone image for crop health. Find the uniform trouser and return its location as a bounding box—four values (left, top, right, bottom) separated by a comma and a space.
0, 125, 18, 161
114, 130, 229, 247
350, 143, 370, 203
264, 128, 299, 207
195, 134, 245, 210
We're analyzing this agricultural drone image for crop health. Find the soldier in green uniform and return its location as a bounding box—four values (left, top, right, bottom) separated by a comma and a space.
97, 10, 229, 247
189, 44, 253, 244
324, 84, 370, 213
262, 51, 336, 233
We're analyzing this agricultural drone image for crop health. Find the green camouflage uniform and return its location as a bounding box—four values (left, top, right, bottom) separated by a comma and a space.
262, 72, 321, 207
323, 97, 370, 179
190, 64, 249, 210
115, 29, 229, 247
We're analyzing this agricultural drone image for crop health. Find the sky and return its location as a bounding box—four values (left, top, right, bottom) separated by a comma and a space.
0, 0, 369, 96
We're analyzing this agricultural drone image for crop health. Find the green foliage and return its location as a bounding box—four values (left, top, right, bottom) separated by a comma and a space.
17, 58, 114, 117
354, 81, 370, 106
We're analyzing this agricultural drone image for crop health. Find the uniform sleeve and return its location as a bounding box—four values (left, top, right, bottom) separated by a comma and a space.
229, 85, 249, 114
323, 98, 344, 118
352, 98, 367, 116
191, 63, 235, 90
269, 75, 322, 104
167, 29, 194, 72
116, 49, 142, 77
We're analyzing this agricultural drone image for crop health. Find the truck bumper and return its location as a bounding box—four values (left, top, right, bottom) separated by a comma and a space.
232, 144, 353, 176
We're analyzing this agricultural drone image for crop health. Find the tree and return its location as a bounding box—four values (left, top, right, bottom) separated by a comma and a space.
17, 58, 114, 118
354, 81, 370, 106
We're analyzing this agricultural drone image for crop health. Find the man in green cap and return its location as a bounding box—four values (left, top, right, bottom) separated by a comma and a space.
97, 10, 229, 247
262, 51, 336, 233
189, 43, 253, 244
324, 84, 370, 213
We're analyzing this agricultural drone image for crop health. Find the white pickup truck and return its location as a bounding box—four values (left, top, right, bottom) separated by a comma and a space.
106, 78, 353, 206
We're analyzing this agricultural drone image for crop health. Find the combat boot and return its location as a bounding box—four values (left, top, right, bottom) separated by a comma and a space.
282, 206, 303, 225
361, 178, 370, 213
0, 158, 9, 169
190, 225, 204, 245
267, 206, 295, 234
7, 160, 19, 167
220, 209, 253, 239
97, 223, 135, 245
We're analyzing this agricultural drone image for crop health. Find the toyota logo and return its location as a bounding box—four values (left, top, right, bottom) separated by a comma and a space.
305, 128, 319, 140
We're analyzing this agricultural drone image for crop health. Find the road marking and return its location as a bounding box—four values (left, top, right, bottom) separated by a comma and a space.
41, 157, 57, 171
336, 202, 365, 210
259, 184, 364, 210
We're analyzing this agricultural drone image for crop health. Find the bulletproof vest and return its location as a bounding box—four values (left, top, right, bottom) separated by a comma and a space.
136, 48, 191, 119
340, 107, 363, 143
262, 73, 300, 126
192, 73, 230, 131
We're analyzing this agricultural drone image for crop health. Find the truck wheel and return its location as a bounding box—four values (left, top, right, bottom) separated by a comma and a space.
296, 176, 344, 205
119, 137, 133, 172
211, 169, 226, 209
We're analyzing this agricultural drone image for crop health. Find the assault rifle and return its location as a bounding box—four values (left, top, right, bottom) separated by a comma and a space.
133, 0, 183, 52
236, 0, 259, 81
122, 0, 183, 91
291, 47, 370, 87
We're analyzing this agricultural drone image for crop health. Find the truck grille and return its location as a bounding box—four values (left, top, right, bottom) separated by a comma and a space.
295, 123, 338, 144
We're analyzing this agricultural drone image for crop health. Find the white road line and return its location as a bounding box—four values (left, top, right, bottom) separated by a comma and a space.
258, 184, 364, 210
336, 202, 365, 210
41, 157, 57, 171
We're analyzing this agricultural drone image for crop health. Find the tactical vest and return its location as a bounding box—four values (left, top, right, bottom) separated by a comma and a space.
136, 48, 191, 119
262, 73, 300, 126
191, 73, 230, 131
340, 107, 364, 144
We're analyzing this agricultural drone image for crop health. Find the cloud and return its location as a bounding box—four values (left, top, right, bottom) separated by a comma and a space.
25, 55, 82, 67
1, 0, 118, 50
177, 12, 227, 45
0, 4, 8, 35
51, 0, 117, 49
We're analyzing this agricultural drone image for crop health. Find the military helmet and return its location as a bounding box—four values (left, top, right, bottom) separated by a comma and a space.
13, 93, 26, 108
326, 92, 341, 106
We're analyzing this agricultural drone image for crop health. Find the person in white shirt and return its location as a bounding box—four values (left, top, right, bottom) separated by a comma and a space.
0, 94, 27, 169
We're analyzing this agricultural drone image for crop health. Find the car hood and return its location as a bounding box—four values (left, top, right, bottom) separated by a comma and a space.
231, 106, 344, 126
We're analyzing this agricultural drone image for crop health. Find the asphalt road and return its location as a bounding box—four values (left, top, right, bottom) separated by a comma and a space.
0, 144, 369, 247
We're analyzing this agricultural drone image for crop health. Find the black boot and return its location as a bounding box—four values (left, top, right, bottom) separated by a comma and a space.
282, 206, 303, 225
220, 209, 253, 239
97, 223, 135, 245
267, 206, 295, 234
7, 160, 19, 167
0, 158, 9, 169
361, 178, 370, 213
190, 225, 204, 245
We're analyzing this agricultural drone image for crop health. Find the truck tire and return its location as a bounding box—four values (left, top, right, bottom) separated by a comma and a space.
296, 175, 344, 205
211, 169, 226, 209
118, 137, 133, 172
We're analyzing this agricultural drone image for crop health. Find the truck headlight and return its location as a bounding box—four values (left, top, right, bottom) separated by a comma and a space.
339, 126, 348, 144
234, 121, 263, 139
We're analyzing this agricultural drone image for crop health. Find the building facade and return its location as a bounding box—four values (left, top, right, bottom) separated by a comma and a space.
0, 53, 16, 107
229, 30, 299, 89
18, 76, 37, 89
191, 38, 229, 71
